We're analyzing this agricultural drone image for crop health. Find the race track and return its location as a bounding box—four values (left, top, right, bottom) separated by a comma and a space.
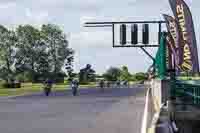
0, 84, 147, 133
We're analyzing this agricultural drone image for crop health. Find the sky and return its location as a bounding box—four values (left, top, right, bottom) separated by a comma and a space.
0, 0, 199, 74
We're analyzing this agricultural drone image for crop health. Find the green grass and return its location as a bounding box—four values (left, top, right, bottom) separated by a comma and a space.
0, 83, 68, 97
0, 82, 97, 97
0, 81, 140, 97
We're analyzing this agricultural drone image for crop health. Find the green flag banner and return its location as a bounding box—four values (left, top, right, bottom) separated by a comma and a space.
155, 33, 167, 79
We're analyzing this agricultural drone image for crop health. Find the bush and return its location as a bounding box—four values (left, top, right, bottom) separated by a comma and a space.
0, 81, 4, 88
2, 82, 21, 88
15, 74, 25, 82
134, 72, 148, 81
15, 72, 32, 82
79, 81, 90, 85
103, 67, 121, 81
32, 72, 65, 83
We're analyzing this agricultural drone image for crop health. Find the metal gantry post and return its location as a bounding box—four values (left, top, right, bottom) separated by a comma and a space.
158, 22, 162, 44
112, 24, 115, 47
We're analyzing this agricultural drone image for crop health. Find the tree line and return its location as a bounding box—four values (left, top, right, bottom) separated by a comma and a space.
0, 24, 74, 83
78, 65, 148, 84
102, 66, 148, 82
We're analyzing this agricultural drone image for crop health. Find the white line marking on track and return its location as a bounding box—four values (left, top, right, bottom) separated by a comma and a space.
141, 88, 150, 133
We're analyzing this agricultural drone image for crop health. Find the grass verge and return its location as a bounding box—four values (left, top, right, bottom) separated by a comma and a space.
0, 83, 96, 97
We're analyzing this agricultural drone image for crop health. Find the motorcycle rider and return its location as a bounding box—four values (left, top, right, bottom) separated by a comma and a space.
43, 78, 53, 96
99, 80, 105, 92
71, 79, 79, 96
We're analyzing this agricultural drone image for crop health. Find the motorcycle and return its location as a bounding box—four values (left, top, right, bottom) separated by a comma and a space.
72, 84, 78, 96
99, 80, 105, 92
43, 83, 52, 96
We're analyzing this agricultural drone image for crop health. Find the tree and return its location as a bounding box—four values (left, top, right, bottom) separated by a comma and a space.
65, 50, 75, 81
103, 67, 121, 81
41, 24, 73, 76
14, 24, 73, 82
15, 25, 41, 80
34, 48, 50, 74
120, 66, 132, 81
0, 24, 74, 83
0, 26, 17, 82
79, 64, 96, 84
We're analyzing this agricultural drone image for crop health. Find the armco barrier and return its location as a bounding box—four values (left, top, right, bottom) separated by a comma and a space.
141, 88, 152, 133
141, 87, 160, 133
144, 79, 174, 133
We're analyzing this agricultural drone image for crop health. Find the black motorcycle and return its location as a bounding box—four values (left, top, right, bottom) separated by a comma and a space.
43, 83, 52, 96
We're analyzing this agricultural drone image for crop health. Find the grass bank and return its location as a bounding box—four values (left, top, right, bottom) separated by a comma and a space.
0, 81, 141, 97
0, 82, 97, 97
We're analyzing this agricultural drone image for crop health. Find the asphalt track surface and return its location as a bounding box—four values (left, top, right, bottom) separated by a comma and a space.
0, 84, 147, 133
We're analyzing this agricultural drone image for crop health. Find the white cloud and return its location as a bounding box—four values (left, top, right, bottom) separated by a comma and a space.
0, 0, 199, 73
17, 8, 49, 26
0, 2, 16, 9
25, 8, 31, 17
70, 31, 111, 49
